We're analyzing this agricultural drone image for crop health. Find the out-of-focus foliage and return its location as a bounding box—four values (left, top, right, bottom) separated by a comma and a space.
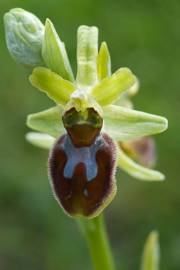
0, 0, 179, 269
141, 231, 160, 270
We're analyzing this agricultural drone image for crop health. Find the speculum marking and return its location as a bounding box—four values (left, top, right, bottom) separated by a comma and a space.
61, 135, 104, 181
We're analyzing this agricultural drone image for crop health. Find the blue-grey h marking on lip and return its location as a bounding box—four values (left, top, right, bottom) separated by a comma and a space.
62, 135, 104, 181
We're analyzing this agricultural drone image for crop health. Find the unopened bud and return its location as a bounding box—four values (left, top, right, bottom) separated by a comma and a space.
4, 8, 44, 67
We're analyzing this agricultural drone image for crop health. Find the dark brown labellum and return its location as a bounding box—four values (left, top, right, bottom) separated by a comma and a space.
49, 133, 117, 218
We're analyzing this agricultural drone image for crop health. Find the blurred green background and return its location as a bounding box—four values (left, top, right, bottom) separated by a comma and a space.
0, 0, 179, 269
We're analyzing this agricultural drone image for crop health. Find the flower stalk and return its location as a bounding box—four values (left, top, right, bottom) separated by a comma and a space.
78, 214, 115, 270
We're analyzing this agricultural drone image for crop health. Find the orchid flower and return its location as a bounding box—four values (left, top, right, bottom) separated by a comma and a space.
4, 9, 168, 219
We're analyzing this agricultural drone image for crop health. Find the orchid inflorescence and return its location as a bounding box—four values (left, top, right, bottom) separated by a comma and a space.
4, 8, 168, 219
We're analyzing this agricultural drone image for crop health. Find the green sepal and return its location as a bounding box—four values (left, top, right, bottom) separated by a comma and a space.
103, 105, 168, 141
76, 25, 98, 87
140, 231, 160, 270
29, 67, 75, 105
91, 68, 136, 106
26, 106, 65, 138
97, 42, 111, 80
26, 132, 55, 149
117, 146, 165, 181
42, 19, 74, 82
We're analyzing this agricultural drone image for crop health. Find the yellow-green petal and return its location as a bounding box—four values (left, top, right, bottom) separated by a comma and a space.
103, 105, 168, 141
29, 67, 75, 105
117, 146, 165, 181
115, 92, 133, 108
128, 78, 139, 96
42, 19, 74, 82
140, 231, 160, 270
97, 42, 111, 80
91, 68, 136, 106
26, 106, 65, 138
26, 132, 55, 149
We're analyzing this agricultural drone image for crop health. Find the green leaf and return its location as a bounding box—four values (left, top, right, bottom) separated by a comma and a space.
140, 231, 160, 270
29, 67, 75, 105
103, 105, 168, 141
117, 146, 165, 181
76, 25, 98, 87
26, 132, 55, 149
97, 42, 111, 80
91, 68, 136, 106
42, 19, 74, 82
26, 106, 65, 138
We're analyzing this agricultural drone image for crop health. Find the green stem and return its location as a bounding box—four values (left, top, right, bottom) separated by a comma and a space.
78, 214, 116, 270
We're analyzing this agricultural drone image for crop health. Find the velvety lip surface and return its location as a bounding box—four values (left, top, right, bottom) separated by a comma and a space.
49, 133, 116, 217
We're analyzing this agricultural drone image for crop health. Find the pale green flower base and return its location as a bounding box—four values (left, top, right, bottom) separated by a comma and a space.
78, 214, 115, 270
